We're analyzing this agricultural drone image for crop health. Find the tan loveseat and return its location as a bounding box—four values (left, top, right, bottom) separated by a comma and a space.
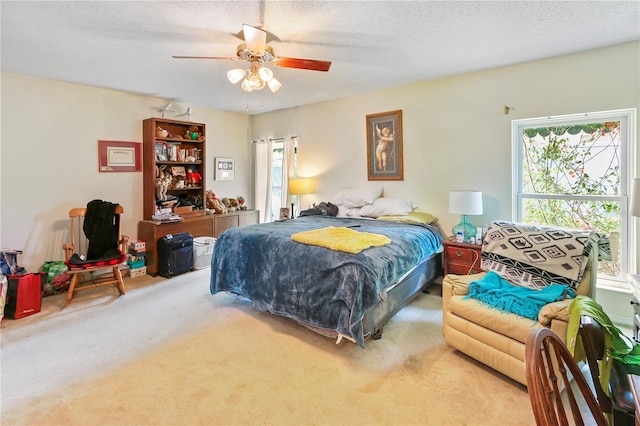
442, 249, 597, 386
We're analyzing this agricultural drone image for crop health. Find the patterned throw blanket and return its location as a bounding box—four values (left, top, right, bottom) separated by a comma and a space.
467, 271, 575, 320
291, 226, 391, 254
481, 221, 598, 291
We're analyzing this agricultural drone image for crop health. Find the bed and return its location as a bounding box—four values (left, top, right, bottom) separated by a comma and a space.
209, 215, 443, 347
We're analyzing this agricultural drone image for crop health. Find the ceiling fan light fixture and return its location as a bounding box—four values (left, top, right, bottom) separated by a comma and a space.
173, 24, 331, 97
227, 68, 246, 84
267, 77, 282, 93
241, 78, 253, 92
258, 66, 273, 82
249, 76, 266, 91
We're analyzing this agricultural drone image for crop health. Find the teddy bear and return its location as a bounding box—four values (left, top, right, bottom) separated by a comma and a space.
206, 190, 226, 214
237, 196, 247, 210
221, 197, 236, 212
228, 198, 239, 212
185, 125, 205, 142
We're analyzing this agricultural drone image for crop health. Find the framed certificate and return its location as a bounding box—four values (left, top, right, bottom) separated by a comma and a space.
98, 140, 142, 172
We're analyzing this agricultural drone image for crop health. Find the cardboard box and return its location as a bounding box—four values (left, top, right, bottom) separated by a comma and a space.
129, 267, 147, 278
129, 240, 146, 251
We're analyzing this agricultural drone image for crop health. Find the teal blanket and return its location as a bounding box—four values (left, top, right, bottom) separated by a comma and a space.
466, 271, 575, 320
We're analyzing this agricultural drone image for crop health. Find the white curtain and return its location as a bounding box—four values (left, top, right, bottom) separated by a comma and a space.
282, 137, 292, 207
254, 137, 293, 223
254, 141, 272, 223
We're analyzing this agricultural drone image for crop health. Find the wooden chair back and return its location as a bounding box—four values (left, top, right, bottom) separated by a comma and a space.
579, 315, 613, 415
525, 327, 607, 426
63, 205, 124, 262
579, 315, 636, 422
62, 204, 126, 306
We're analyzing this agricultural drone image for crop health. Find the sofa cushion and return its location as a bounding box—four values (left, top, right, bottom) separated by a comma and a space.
448, 294, 544, 344
444, 272, 485, 296
538, 299, 572, 326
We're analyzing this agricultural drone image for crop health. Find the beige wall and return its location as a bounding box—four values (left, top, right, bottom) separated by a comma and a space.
253, 41, 640, 234
251, 41, 640, 325
1, 41, 638, 323
1, 73, 251, 271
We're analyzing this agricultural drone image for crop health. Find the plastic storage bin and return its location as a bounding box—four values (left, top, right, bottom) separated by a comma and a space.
127, 257, 146, 269
193, 237, 216, 270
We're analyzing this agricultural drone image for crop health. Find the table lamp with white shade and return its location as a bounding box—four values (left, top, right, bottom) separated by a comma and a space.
449, 190, 483, 241
289, 177, 316, 219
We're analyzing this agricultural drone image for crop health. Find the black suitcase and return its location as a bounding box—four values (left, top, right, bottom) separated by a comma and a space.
157, 233, 194, 278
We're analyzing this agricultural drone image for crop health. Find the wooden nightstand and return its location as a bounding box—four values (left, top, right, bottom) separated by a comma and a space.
442, 238, 483, 276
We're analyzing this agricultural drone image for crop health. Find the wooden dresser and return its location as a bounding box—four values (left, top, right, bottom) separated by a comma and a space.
138, 210, 259, 275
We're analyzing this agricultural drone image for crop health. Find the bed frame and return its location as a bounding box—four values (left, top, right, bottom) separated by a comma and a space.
363, 252, 442, 340
301, 252, 442, 343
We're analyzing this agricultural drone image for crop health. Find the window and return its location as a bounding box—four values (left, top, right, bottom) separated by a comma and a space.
270, 141, 284, 222
512, 109, 636, 285
255, 136, 294, 223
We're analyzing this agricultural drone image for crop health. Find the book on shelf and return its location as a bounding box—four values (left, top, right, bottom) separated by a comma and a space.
151, 213, 184, 223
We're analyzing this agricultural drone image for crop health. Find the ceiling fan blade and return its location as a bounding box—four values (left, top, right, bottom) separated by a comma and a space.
243, 24, 267, 55
172, 56, 237, 61
272, 57, 332, 72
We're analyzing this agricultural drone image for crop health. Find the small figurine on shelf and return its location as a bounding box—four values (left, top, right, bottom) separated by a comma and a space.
155, 174, 170, 200
174, 175, 185, 189
186, 168, 202, 187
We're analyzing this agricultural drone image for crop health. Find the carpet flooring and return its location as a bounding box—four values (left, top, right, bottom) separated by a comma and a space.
1, 268, 534, 425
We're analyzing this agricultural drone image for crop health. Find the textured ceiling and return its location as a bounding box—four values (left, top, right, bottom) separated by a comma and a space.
2, 1, 639, 116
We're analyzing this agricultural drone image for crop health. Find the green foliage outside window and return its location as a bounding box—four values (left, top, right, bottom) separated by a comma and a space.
521, 122, 621, 276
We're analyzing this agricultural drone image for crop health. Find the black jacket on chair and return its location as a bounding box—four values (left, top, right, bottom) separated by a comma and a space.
83, 200, 120, 261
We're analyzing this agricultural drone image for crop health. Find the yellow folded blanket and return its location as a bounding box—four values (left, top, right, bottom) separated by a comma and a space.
291, 226, 391, 254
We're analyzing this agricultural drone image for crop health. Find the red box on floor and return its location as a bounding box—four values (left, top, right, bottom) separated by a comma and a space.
4, 273, 45, 319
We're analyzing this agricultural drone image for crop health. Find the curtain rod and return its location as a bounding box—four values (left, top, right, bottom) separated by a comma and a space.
251, 136, 297, 144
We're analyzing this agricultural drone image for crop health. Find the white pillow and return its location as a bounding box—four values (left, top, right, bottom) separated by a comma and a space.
331, 186, 383, 208
337, 204, 362, 217
359, 198, 415, 218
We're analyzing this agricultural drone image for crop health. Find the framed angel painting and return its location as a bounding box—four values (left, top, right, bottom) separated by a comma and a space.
366, 110, 403, 181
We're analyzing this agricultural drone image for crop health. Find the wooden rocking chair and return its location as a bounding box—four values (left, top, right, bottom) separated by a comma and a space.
62, 202, 128, 306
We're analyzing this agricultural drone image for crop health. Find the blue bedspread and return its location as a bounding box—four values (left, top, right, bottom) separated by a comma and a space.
209, 216, 442, 347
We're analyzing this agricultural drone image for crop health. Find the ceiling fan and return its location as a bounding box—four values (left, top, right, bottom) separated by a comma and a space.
173, 24, 332, 93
